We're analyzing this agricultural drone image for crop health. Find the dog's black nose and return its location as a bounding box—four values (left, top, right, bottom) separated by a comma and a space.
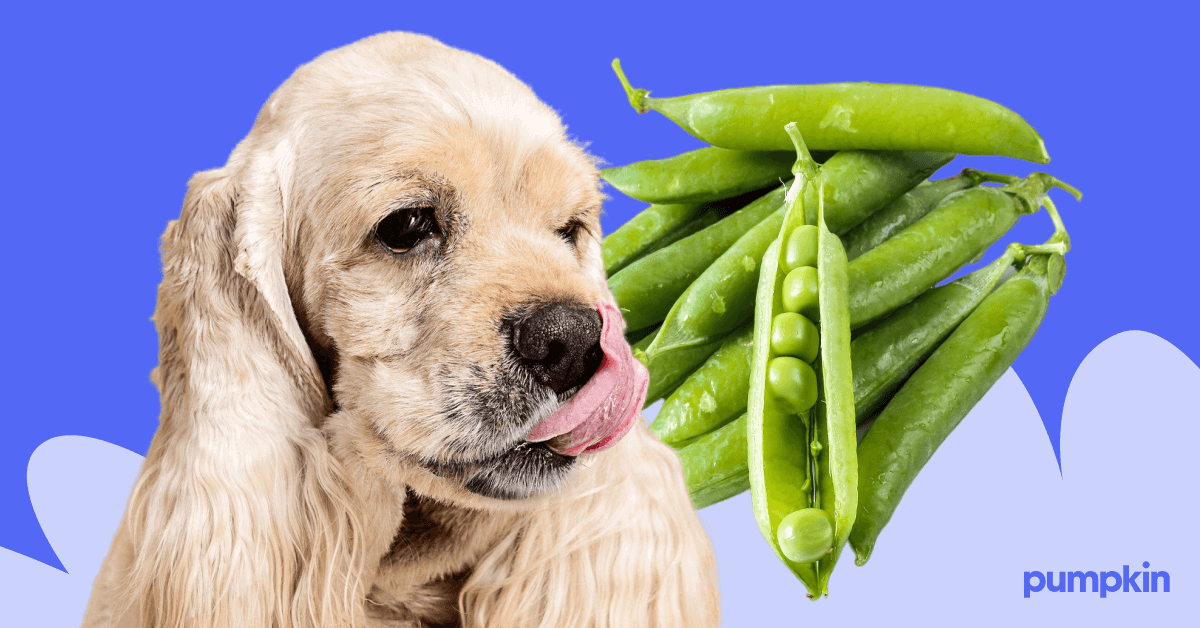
512, 303, 603, 393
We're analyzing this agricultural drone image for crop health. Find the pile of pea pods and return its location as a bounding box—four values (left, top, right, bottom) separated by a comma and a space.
600, 60, 1082, 599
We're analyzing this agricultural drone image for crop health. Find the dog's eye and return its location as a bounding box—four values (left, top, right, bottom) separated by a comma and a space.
375, 207, 442, 254
556, 219, 586, 247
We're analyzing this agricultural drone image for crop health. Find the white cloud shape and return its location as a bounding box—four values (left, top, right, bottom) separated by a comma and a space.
3, 331, 1196, 626
0, 436, 142, 626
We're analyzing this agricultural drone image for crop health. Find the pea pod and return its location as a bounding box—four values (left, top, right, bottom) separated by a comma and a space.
632, 326, 729, 405
643, 208, 783, 358
642, 151, 950, 359
748, 125, 856, 598
602, 203, 704, 275
847, 172, 1080, 329
635, 206, 723, 259
625, 324, 658, 347
651, 324, 754, 445
800, 150, 954, 234
600, 146, 794, 204
676, 413, 750, 509
610, 186, 787, 333
850, 245, 1020, 421
841, 168, 1020, 260
612, 59, 1049, 163
851, 249, 1064, 565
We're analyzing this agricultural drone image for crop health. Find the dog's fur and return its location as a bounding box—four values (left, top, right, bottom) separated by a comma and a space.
81, 32, 718, 628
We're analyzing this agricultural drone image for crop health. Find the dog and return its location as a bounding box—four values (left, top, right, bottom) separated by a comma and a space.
81, 32, 719, 628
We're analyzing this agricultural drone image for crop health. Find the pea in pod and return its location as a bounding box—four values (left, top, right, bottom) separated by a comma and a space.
610, 186, 787, 333
612, 59, 1049, 163
841, 168, 1021, 260
748, 124, 857, 598
851, 246, 1065, 565
600, 146, 794, 204
847, 172, 1080, 329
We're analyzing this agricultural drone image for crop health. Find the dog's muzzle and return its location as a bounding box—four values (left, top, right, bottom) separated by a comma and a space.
524, 302, 648, 456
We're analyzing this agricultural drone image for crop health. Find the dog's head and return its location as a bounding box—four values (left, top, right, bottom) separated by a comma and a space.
208, 33, 644, 504
119, 33, 662, 628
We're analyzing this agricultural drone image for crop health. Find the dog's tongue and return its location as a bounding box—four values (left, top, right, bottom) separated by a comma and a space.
525, 302, 648, 456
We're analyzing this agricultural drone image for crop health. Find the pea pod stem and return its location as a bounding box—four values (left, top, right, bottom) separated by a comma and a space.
785, 123, 819, 187
1008, 172, 1083, 207
967, 168, 1021, 186
613, 58, 651, 114
1005, 198, 1071, 263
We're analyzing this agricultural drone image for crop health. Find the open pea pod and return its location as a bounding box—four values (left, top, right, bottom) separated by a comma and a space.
748, 124, 857, 599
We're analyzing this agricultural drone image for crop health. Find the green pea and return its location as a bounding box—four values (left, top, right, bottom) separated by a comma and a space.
771, 313, 818, 363
782, 266, 819, 319
783, 225, 819, 272
767, 357, 818, 415
777, 508, 835, 564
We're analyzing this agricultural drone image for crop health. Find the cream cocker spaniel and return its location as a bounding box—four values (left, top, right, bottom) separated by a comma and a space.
82, 32, 719, 628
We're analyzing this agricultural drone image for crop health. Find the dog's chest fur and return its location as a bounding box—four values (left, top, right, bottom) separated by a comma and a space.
366, 489, 521, 627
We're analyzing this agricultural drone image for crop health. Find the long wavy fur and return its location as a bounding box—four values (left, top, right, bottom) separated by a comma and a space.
460, 426, 719, 628
86, 159, 368, 628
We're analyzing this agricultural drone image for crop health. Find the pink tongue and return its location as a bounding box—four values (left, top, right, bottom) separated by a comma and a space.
525, 302, 648, 456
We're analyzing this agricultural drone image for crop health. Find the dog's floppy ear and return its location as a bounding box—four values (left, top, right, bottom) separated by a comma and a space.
115, 150, 366, 628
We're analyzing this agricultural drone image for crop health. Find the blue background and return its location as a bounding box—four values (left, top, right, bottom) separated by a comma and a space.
1, 0, 1194, 582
